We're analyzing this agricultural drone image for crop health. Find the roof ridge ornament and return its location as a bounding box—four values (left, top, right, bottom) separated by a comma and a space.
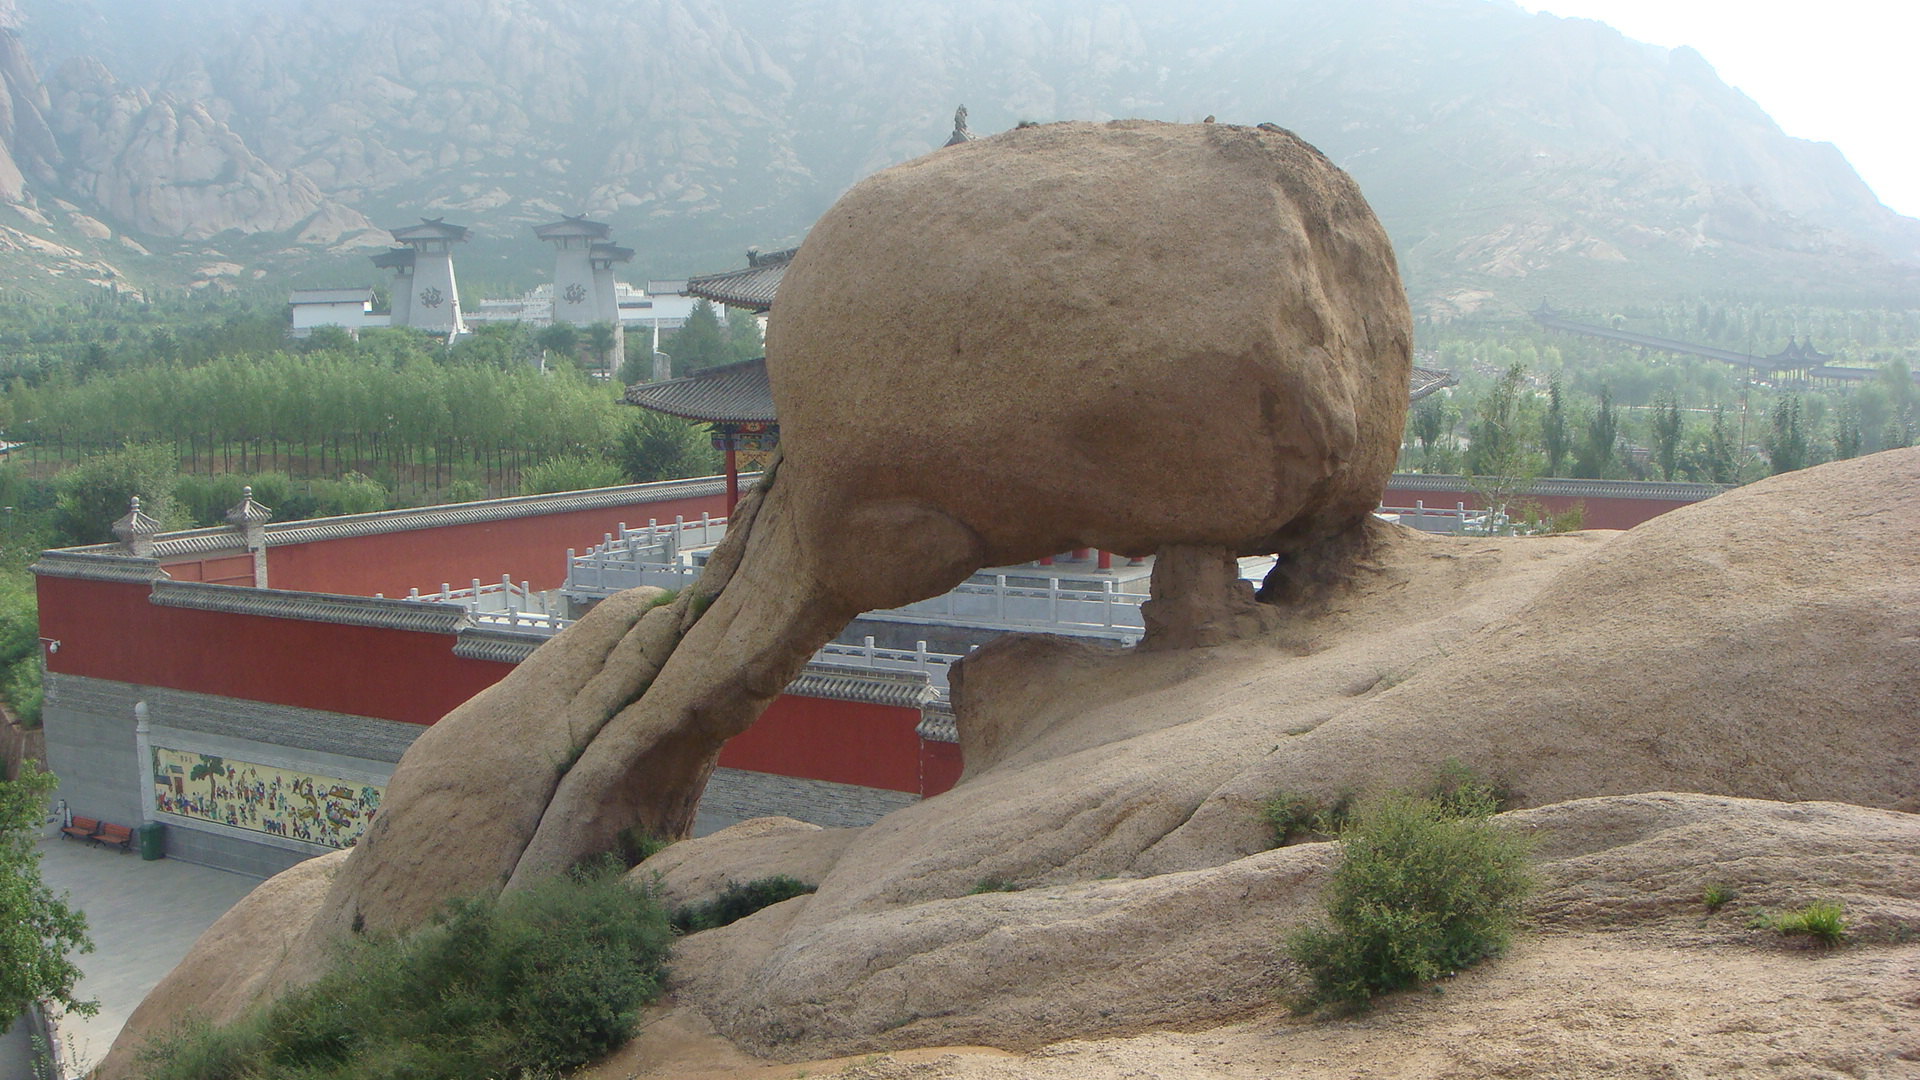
226, 485, 275, 527
112, 495, 163, 556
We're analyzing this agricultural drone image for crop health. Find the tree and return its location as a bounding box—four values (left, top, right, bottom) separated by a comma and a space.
188, 754, 227, 799
1702, 404, 1740, 484
1765, 395, 1809, 475
536, 322, 581, 368
52, 442, 183, 546
0, 763, 94, 1022
616, 411, 718, 484
722, 307, 763, 363
1463, 364, 1537, 533
665, 301, 729, 373
1832, 404, 1864, 461
1541, 379, 1570, 477
1408, 396, 1451, 472
1572, 386, 1620, 479
583, 322, 619, 377
1651, 395, 1684, 481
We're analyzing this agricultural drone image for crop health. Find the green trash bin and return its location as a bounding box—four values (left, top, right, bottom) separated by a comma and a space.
135, 821, 165, 861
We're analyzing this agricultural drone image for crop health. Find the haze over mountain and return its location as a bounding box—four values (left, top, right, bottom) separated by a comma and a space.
2, 0, 1916, 312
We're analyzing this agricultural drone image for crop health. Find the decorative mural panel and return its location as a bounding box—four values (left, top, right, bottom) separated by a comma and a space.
710, 421, 779, 453
151, 747, 383, 849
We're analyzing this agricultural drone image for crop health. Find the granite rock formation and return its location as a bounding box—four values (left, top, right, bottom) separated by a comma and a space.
100, 449, 1920, 1079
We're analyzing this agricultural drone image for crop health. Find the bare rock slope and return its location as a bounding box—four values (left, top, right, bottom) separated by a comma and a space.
102, 444, 1919, 1080
647, 448, 1918, 1065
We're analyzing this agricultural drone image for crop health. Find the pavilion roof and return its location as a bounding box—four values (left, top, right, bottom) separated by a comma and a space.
1408, 366, 1457, 403
390, 217, 469, 243
624, 357, 776, 424
591, 241, 634, 263
534, 215, 613, 240
1767, 337, 1831, 365
370, 247, 416, 270
685, 247, 797, 312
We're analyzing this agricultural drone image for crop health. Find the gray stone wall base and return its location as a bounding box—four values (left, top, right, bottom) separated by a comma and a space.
45, 673, 925, 872
696, 768, 918, 834
42, 673, 425, 878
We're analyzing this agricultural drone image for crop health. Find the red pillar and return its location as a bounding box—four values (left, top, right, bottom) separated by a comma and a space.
1097, 550, 1113, 570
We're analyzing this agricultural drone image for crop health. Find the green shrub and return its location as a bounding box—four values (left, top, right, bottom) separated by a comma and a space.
614, 826, 670, 868
1261, 789, 1354, 845
1286, 793, 1533, 1012
442, 479, 487, 503
616, 411, 719, 484
309, 471, 391, 516
1768, 901, 1847, 946
51, 443, 183, 545
4, 656, 41, 728
968, 877, 1022, 895
519, 454, 625, 495
139, 863, 673, 1080
1421, 760, 1510, 819
1702, 884, 1732, 911
670, 876, 816, 934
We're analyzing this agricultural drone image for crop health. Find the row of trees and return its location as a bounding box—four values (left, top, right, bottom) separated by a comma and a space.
2, 347, 721, 500
1407, 360, 1917, 487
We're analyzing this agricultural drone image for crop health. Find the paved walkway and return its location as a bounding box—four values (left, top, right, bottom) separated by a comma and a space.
33, 833, 259, 1074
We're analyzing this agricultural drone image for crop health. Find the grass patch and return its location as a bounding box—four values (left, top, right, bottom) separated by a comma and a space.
1420, 759, 1511, 819
968, 877, 1023, 895
615, 826, 670, 868
670, 875, 816, 934
1702, 884, 1733, 912
138, 862, 673, 1080
1286, 792, 1534, 1013
1766, 901, 1848, 946
1261, 790, 1355, 846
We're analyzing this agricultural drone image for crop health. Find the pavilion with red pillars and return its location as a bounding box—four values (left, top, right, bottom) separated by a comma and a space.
624, 357, 776, 515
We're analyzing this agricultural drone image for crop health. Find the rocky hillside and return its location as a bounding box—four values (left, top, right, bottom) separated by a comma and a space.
5, 0, 1919, 307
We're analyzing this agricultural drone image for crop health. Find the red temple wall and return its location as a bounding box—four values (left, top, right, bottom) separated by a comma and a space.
720, 694, 941, 796
40, 574, 962, 794
1380, 484, 1701, 531
38, 576, 503, 725
155, 488, 728, 598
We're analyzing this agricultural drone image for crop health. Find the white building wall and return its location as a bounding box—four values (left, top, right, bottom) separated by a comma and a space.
550, 244, 599, 327
405, 246, 463, 334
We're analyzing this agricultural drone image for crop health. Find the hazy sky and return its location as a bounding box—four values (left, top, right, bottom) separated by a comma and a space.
1520, 1, 1920, 218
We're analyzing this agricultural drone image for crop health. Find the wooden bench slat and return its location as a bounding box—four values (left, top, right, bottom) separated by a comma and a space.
96, 822, 134, 852
59, 816, 101, 841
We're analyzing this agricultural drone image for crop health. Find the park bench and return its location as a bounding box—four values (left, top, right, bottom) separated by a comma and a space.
95, 821, 134, 852
59, 815, 100, 842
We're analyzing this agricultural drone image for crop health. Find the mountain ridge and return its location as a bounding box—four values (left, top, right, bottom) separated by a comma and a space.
2, 0, 1916, 310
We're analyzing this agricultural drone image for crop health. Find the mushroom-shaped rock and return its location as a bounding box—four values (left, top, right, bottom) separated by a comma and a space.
311, 120, 1411, 939
771, 119, 1412, 613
